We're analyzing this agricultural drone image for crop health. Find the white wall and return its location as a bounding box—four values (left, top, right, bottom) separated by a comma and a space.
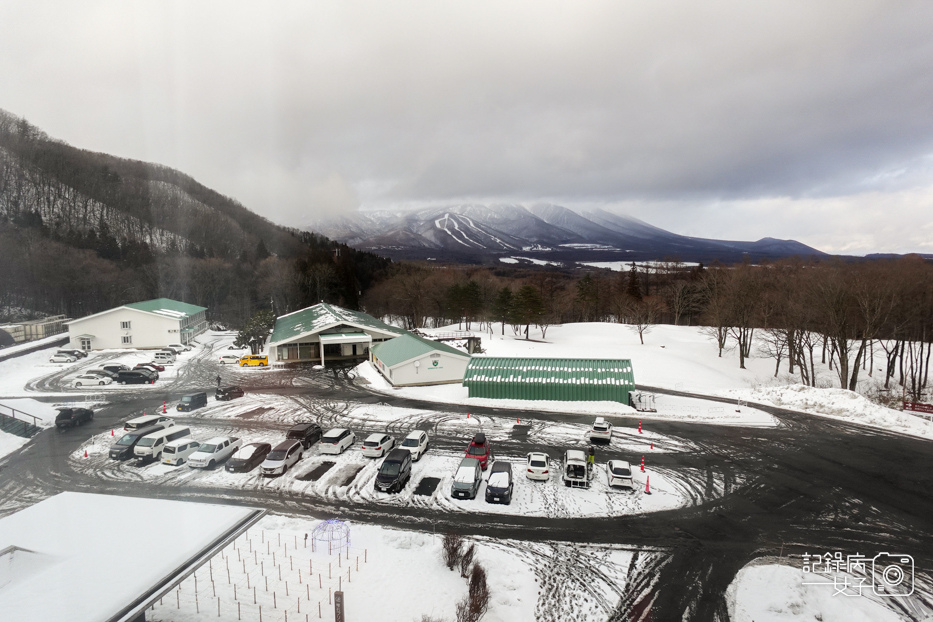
67, 308, 181, 350
385, 351, 470, 386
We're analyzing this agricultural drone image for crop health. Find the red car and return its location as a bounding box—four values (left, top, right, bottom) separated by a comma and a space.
135, 362, 165, 373
465, 433, 493, 470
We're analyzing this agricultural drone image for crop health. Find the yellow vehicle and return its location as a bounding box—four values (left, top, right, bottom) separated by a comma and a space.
238, 354, 268, 367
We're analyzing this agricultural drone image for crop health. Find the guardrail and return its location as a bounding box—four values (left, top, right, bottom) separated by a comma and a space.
0, 403, 42, 438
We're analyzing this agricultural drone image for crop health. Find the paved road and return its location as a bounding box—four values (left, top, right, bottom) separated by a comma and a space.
2, 346, 932, 621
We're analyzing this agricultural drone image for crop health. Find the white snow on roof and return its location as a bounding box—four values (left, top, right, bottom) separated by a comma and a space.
0, 492, 257, 622
151, 308, 188, 318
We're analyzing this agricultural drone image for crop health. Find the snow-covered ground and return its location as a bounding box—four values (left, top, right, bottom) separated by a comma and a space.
148, 513, 634, 622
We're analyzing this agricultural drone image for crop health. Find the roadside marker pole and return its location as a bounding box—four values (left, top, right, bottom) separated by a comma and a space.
162, 401, 167, 413
645, 476, 651, 494
638, 420, 642, 433
640, 455, 645, 472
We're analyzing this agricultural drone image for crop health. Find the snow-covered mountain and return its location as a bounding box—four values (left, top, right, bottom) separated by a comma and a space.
309, 204, 824, 264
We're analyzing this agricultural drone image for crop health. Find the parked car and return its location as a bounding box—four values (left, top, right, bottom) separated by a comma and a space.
239, 354, 269, 367
215, 385, 245, 401
225, 442, 272, 473
55, 407, 94, 430
562, 449, 591, 488
115, 369, 157, 385
228, 344, 248, 351
187, 436, 241, 469
124, 414, 175, 431
260, 440, 304, 476
588, 417, 613, 442
177, 392, 208, 411
57, 349, 87, 359
400, 430, 429, 461
109, 424, 170, 460
50, 353, 77, 363
318, 428, 356, 455
361, 433, 396, 458
86, 369, 117, 380
450, 457, 483, 500
286, 423, 323, 449
153, 350, 176, 365
485, 461, 514, 504
134, 426, 191, 461
168, 343, 192, 353
607, 460, 635, 489
162, 438, 202, 466
525, 452, 551, 481
134, 362, 165, 373
218, 353, 241, 365
465, 433, 493, 470
101, 363, 131, 375
374, 448, 412, 493
72, 374, 112, 388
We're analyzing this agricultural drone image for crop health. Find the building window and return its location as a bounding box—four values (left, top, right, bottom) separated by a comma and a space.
121, 335, 132, 345
80, 338, 91, 351
120, 321, 131, 330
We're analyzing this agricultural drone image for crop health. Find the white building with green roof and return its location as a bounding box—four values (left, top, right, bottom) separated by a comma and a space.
66, 298, 207, 351
370, 333, 471, 386
269, 302, 406, 366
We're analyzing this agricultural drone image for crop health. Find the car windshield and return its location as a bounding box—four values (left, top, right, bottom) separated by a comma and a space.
363, 441, 378, 447
530, 459, 547, 468
267, 450, 286, 460
199, 444, 217, 453
181, 396, 192, 402
467, 445, 486, 455
612, 466, 631, 476
163, 446, 175, 453
138, 438, 156, 447
401, 438, 419, 447
488, 472, 509, 488
379, 462, 401, 477
233, 447, 256, 459
594, 424, 609, 431
116, 434, 138, 445
454, 466, 477, 483
322, 432, 342, 442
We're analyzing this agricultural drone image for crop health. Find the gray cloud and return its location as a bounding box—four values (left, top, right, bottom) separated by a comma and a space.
1, 1, 932, 253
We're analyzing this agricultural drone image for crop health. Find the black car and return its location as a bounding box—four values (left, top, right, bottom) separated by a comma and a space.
102, 363, 131, 375
177, 392, 207, 411
374, 448, 412, 493
485, 461, 514, 504
225, 442, 272, 473
55, 407, 94, 430
115, 369, 157, 385
286, 422, 323, 449
215, 386, 245, 401
109, 424, 168, 460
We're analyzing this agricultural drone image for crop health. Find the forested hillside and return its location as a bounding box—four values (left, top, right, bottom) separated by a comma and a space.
0, 109, 389, 325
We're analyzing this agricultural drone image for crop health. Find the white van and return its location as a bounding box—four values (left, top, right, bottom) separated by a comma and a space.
124, 414, 175, 431
134, 426, 191, 461
153, 350, 176, 365
162, 438, 201, 466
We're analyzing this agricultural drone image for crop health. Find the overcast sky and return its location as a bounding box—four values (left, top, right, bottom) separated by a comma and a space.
2, 1, 932, 255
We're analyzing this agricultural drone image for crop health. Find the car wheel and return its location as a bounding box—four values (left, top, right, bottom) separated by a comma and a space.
220, 360, 226, 365
259, 363, 265, 367
207, 460, 215, 469
75, 382, 82, 388
98, 381, 105, 386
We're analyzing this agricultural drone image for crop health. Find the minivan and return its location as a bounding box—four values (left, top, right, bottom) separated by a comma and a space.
124, 414, 175, 431
134, 426, 191, 461
261, 440, 304, 476
162, 438, 201, 466
485, 461, 514, 504
286, 423, 323, 449
239, 354, 269, 367
374, 448, 412, 493
450, 457, 483, 500
115, 369, 157, 385
177, 392, 208, 412
110, 424, 169, 460
153, 350, 176, 365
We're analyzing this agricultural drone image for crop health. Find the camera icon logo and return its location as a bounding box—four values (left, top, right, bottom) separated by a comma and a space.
872, 553, 914, 596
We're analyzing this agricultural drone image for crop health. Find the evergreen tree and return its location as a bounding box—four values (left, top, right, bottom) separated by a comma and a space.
491, 287, 514, 335
626, 262, 643, 300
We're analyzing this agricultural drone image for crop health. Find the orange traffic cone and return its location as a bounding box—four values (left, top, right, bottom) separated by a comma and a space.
650, 442, 653, 450
638, 420, 642, 434
640, 455, 645, 472
516, 417, 519, 424
645, 476, 651, 494
111, 429, 114, 437
84, 449, 88, 458
467, 413, 470, 419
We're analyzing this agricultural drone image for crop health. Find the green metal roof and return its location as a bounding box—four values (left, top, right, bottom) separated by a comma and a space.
270, 302, 406, 345
462, 357, 635, 403
124, 298, 206, 318
371, 333, 470, 368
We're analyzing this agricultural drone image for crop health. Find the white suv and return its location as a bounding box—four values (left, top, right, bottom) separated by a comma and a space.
318, 428, 356, 455
588, 417, 613, 442
261, 440, 303, 476
400, 430, 429, 461
361, 433, 395, 458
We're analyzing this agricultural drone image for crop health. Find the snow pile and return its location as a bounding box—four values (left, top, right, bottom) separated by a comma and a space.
729, 384, 933, 440
0, 432, 31, 462
727, 563, 904, 622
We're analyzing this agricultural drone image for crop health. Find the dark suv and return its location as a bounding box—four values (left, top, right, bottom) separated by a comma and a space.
286, 423, 323, 449
109, 424, 168, 460
374, 448, 412, 493
177, 392, 207, 411
484, 461, 514, 504
55, 407, 94, 430
465, 433, 493, 470
215, 386, 245, 401
115, 369, 157, 385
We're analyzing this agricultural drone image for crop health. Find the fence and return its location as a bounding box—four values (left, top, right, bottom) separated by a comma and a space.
0, 403, 42, 438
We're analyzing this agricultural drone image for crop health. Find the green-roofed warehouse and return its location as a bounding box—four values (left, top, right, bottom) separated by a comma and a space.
462, 357, 635, 404
371, 333, 471, 386
66, 298, 208, 351
270, 302, 406, 366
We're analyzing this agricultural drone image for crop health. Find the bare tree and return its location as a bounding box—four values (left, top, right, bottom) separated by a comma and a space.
459, 543, 476, 578
442, 532, 464, 571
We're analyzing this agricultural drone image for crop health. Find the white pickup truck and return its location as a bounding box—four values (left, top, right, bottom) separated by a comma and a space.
187, 436, 241, 469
